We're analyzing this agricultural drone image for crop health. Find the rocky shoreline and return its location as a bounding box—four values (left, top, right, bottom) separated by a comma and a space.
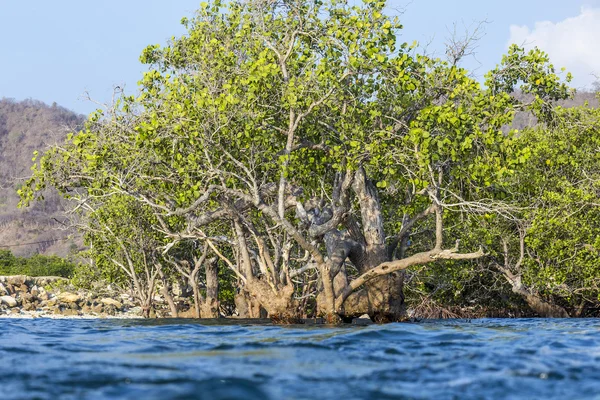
1, 275, 545, 321
0, 275, 144, 319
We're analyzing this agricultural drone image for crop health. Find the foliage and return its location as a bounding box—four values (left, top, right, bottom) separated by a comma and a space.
0, 249, 77, 277
18, 0, 584, 320
518, 105, 600, 309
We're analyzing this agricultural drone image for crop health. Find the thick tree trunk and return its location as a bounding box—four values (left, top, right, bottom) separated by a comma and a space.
336, 167, 406, 322
341, 273, 406, 322
246, 280, 300, 323
312, 168, 409, 322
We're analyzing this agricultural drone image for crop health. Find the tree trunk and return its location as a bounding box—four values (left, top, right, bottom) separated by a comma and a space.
201, 260, 220, 318
501, 271, 569, 318
234, 290, 266, 318
340, 273, 406, 322
512, 284, 569, 318
234, 290, 251, 318
161, 281, 178, 318
335, 167, 406, 322
157, 266, 178, 317
191, 279, 202, 318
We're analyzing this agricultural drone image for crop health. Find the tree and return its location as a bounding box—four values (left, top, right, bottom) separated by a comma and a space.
507, 104, 600, 316
20, 0, 572, 323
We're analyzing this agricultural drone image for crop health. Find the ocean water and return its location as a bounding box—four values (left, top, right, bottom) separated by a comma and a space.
0, 318, 599, 400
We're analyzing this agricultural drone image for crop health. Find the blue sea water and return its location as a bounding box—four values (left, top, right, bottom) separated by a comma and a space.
0, 318, 599, 400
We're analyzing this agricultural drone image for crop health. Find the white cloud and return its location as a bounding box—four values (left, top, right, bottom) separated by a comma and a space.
508, 7, 600, 88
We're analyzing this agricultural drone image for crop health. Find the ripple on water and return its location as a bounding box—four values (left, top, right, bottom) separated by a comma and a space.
1, 318, 600, 399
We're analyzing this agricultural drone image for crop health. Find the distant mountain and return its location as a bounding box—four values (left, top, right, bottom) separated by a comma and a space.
512, 89, 599, 130
0, 98, 84, 256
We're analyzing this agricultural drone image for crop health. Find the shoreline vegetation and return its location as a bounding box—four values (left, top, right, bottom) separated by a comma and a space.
9, 0, 600, 324
0, 273, 555, 321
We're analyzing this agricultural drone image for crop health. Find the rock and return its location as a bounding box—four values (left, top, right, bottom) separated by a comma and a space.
21, 292, 36, 305
60, 308, 81, 317
127, 306, 143, 316
101, 298, 123, 309
0, 295, 18, 308
5, 284, 15, 295
91, 304, 104, 314
0, 282, 7, 296
104, 305, 116, 316
38, 287, 49, 301
57, 292, 81, 303
23, 303, 36, 311
7, 275, 26, 286
46, 296, 59, 306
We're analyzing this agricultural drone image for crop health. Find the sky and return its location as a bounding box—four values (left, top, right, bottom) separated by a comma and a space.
1, 0, 599, 115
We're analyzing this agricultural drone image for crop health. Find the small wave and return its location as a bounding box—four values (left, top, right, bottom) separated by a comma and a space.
1, 319, 600, 399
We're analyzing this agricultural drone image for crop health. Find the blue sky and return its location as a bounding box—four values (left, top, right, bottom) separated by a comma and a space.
1, 0, 599, 115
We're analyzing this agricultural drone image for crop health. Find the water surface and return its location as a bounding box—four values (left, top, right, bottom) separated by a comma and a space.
1, 318, 599, 399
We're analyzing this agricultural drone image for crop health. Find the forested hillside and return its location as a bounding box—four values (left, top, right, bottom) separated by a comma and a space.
0, 98, 83, 256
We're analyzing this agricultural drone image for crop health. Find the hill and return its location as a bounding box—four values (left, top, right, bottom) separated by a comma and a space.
0, 98, 84, 256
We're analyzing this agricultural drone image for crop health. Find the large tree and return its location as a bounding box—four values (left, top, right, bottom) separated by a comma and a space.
21, 0, 572, 322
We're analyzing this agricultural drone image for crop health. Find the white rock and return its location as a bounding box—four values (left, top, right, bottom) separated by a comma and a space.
0, 295, 18, 308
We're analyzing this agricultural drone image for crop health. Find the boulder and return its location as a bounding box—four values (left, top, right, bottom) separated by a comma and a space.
57, 292, 81, 304
101, 298, 123, 309
5, 284, 15, 295
0, 296, 18, 308
21, 292, 36, 305
38, 287, 49, 301
0, 282, 7, 296
7, 275, 26, 286
91, 304, 104, 314
46, 296, 59, 306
